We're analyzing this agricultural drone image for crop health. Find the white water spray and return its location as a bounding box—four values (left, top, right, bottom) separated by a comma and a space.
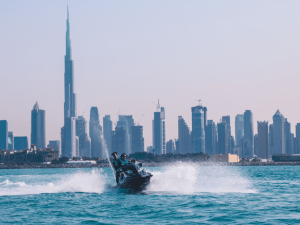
100, 133, 115, 180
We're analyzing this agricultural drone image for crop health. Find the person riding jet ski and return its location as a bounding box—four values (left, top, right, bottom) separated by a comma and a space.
111, 152, 128, 184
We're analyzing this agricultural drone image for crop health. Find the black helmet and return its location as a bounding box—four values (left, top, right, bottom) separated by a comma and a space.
121, 153, 127, 159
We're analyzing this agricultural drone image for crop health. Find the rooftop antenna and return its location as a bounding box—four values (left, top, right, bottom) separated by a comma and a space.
152, 99, 161, 112
194, 99, 202, 106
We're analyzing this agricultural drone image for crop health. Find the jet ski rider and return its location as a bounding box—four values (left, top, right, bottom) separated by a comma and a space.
111, 152, 129, 184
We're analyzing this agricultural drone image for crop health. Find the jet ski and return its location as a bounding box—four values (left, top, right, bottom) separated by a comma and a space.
115, 161, 152, 191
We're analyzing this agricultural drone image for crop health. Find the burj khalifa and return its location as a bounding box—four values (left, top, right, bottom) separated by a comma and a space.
61, 7, 77, 158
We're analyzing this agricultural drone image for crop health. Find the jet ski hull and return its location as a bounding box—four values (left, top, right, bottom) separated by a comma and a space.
116, 175, 152, 191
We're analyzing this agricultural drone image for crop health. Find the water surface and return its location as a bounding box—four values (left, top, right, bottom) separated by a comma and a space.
0, 165, 299, 224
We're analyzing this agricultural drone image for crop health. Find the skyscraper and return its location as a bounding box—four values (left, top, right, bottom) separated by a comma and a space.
295, 123, 300, 154
152, 101, 166, 155
257, 121, 269, 159
117, 115, 134, 155
103, 115, 112, 154
166, 140, 175, 154
217, 121, 228, 154
272, 110, 285, 155
235, 114, 244, 156
8, 131, 13, 151
243, 110, 254, 158
254, 134, 258, 156
83, 134, 91, 157
178, 116, 192, 154
89, 107, 102, 158
269, 124, 274, 155
205, 120, 217, 155
76, 116, 87, 156
0, 120, 8, 150
61, 7, 77, 158
191, 106, 205, 153
31, 102, 46, 149
14, 136, 28, 150
131, 125, 144, 153
284, 119, 293, 155
112, 127, 126, 155
222, 116, 234, 153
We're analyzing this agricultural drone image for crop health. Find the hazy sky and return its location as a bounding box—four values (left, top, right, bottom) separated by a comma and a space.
1, 0, 300, 148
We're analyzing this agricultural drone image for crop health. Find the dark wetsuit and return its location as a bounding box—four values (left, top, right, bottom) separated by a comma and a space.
113, 157, 128, 184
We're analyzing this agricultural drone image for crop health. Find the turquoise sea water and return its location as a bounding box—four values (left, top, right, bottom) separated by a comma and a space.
0, 164, 300, 224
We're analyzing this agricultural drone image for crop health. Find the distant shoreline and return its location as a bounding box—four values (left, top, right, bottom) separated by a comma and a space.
1, 161, 300, 169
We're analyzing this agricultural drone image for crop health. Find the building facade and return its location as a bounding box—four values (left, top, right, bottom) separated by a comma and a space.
14, 136, 28, 151
47, 140, 60, 153
131, 125, 144, 153
178, 116, 192, 154
103, 115, 112, 154
89, 107, 102, 158
8, 131, 13, 151
61, 8, 77, 158
166, 140, 175, 154
191, 106, 205, 153
217, 121, 228, 154
152, 103, 166, 155
243, 110, 254, 158
205, 120, 217, 156
257, 121, 269, 159
0, 120, 8, 150
272, 110, 285, 155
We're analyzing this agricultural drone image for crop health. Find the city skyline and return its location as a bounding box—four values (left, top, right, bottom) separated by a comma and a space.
1, 1, 300, 149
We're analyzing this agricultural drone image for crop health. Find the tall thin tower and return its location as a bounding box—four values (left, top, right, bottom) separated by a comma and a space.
61, 6, 77, 158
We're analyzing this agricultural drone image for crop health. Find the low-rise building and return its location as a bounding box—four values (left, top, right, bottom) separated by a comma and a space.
0, 145, 59, 163
272, 154, 300, 162
210, 153, 239, 163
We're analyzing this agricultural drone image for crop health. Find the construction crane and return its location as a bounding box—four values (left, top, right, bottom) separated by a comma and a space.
137, 114, 144, 125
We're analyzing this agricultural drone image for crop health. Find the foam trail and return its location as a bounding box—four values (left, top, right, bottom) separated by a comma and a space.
147, 163, 256, 194
0, 169, 107, 196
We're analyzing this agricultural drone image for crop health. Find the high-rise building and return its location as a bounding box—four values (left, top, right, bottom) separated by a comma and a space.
296, 123, 300, 154
254, 134, 258, 156
217, 121, 228, 154
89, 107, 102, 158
31, 102, 46, 149
235, 114, 244, 148
8, 131, 13, 151
0, 120, 8, 150
64, 117, 76, 158
205, 120, 217, 156
222, 116, 234, 153
83, 134, 91, 157
14, 136, 28, 150
178, 116, 192, 154
131, 125, 144, 153
152, 101, 166, 155
257, 121, 268, 159
47, 140, 60, 152
272, 110, 285, 155
166, 140, 175, 154
191, 106, 205, 153
117, 115, 134, 155
243, 110, 254, 158
269, 124, 274, 155
103, 115, 112, 154
112, 127, 126, 155
293, 134, 298, 154
76, 116, 87, 156
61, 7, 77, 158
284, 119, 293, 155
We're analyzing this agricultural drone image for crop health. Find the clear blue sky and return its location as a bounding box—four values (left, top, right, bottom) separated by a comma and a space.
1, 0, 300, 148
